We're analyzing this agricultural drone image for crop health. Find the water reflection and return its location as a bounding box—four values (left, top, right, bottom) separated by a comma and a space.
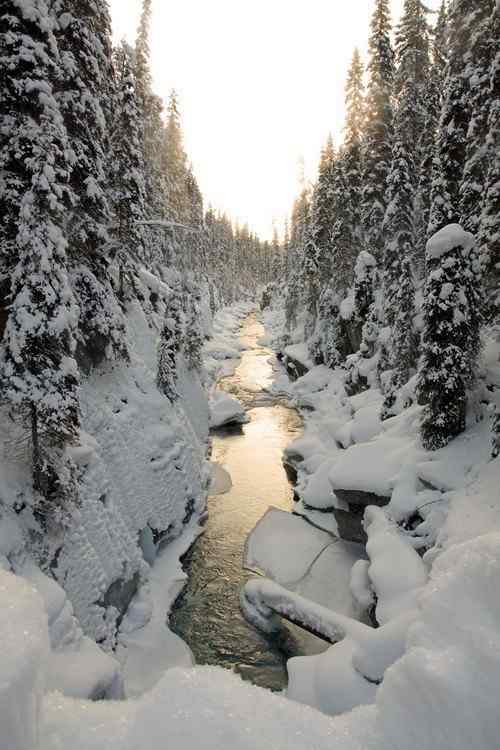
170, 315, 320, 690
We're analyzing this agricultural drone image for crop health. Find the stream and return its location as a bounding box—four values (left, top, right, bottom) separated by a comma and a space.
170, 313, 327, 691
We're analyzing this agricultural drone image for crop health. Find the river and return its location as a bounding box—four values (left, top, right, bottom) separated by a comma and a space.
170, 313, 327, 691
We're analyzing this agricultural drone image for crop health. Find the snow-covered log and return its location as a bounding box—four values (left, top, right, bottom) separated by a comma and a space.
241, 577, 370, 641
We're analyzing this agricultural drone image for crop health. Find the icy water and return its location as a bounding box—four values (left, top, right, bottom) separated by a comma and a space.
170, 314, 325, 690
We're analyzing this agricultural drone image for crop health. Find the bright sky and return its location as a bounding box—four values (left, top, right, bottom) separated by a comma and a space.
109, 0, 441, 240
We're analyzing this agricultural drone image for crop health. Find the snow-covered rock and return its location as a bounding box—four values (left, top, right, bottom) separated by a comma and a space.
209, 389, 248, 429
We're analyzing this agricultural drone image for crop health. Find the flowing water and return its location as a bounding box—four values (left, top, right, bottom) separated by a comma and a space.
170, 314, 326, 690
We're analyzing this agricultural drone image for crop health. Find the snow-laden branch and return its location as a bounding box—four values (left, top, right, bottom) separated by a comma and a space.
241, 578, 371, 641
135, 220, 203, 233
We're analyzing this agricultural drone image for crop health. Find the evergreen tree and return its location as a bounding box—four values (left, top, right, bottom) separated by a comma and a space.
417, 225, 477, 450
183, 282, 204, 372
157, 288, 184, 401
309, 136, 336, 284
0, 0, 80, 499
414, 0, 448, 274
53, 0, 127, 358
331, 152, 357, 294
478, 5, 500, 322
110, 41, 148, 286
382, 126, 415, 328
458, 0, 495, 235
353, 251, 377, 327
343, 49, 365, 248
135, 0, 166, 221
361, 0, 395, 260
162, 90, 189, 224
318, 288, 343, 368
428, 0, 476, 236
381, 255, 417, 419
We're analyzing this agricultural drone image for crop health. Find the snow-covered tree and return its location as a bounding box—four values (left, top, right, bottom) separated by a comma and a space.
361, 0, 395, 260
458, 0, 495, 235
0, 0, 80, 499
417, 225, 478, 450
183, 283, 204, 372
157, 289, 184, 401
53, 0, 128, 359
427, 0, 476, 236
381, 255, 417, 419
318, 287, 343, 369
414, 0, 448, 274
309, 136, 336, 284
110, 41, 148, 274
478, 5, 500, 322
135, 0, 166, 221
353, 251, 377, 327
162, 90, 189, 224
343, 49, 365, 248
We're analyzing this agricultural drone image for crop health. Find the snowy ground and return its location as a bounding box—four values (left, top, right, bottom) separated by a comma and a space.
2, 299, 500, 750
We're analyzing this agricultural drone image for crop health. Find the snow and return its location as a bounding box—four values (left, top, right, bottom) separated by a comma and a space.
0, 570, 48, 750
209, 389, 248, 429
426, 223, 475, 260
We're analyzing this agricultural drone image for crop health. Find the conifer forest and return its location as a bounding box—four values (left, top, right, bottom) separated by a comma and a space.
0, 1, 499, 749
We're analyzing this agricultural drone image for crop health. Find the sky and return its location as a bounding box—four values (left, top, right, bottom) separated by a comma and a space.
109, 0, 441, 240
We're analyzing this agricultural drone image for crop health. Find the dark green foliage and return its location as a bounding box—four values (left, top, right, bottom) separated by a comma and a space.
417, 227, 478, 450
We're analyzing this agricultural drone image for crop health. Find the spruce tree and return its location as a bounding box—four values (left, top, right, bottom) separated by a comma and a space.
458, 0, 495, 235
427, 0, 476, 236
309, 136, 336, 284
353, 251, 377, 327
414, 0, 448, 275
417, 225, 477, 450
318, 288, 343, 369
343, 49, 365, 248
53, 0, 127, 359
0, 0, 80, 499
361, 0, 395, 260
478, 5, 500, 322
331, 152, 357, 294
135, 0, 166, 222
381, 255, 417, 419
162, 90, 189, 224
157, 288, 184, 401
110, 41, 148, 287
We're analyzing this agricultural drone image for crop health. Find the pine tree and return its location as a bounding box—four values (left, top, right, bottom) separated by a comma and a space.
303, 239, 320, 342
0, 0, 80, 500
162, 90, 189, 224
361, 0, 395, 260
110, 41, 148, 290
381, 255, 417, 419
414, 0, 448, 275
157, 288, 184, 401
428, 0, 477, 236
343, 49, 365, 248
318, 288, 343, 368
478, 4, 500, 322
309, 136, 336, 284
53, 0, 127, 359
135, 0, 166, 222
417, 225, 477, 450
382, 129, 415, 328
331, 152, 357, 294
353, 251, 377, 327
458, 0, 495, 235
183, 282, 204, 372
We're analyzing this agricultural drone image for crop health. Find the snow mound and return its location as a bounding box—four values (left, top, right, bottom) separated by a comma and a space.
209, 389, 248, 428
